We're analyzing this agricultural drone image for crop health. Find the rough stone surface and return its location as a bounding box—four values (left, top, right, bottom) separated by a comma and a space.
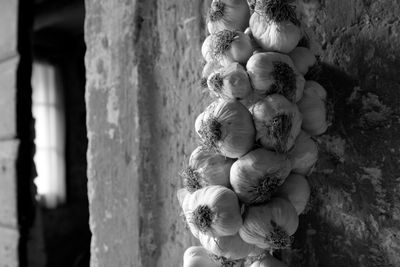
0, 57, 18, 139
0, 0, 17, 61
0, 226, 19, 267
283, 1, 400, 266
85, 0, 400, 266
0, 140, 18, 228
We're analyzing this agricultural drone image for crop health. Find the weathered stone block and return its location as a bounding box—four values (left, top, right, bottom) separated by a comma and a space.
0, 0, 18, 61
0, 140, 18, 228
0, 57, 18, 139
0, 227, 19, 267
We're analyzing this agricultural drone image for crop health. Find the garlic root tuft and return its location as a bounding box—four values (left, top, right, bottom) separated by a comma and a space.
270, 61, 297, 101
256, 0, 299, 26
213, 30, 238, 60
209, 254, 241, 267
192, 205, 215, 233
199, 117, 222, 151
182, 167, 203, 193
254, 175, 281, 203
266, 220, 293, 249
208, 1, 225, 22
209, 73, 224, 92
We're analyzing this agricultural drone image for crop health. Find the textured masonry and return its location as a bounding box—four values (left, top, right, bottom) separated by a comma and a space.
85, 0, 400, 266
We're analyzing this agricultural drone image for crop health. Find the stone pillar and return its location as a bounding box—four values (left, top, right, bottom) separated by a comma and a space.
0, 0, 20, 266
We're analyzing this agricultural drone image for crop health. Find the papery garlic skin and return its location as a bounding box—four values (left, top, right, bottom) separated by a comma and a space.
297, 82, 328, 136
239, 198, 299, 249
202, 31, 254, 66
275, 173, 310, 215
250, 253, 288, 267
183, 246, 220, 267
195, 100, 255, 158
199, 232, 256, 260
246, 52, 305, 102
183, 146, 234, 191
230, 148, 291, 205
288, 131, 318, 176
185, 185, 242, 238
288, 47, 317, 76
207, 0, 250, 34
207, 62, 253, 100
249, 13, 301, 53
250, 94, 302, 153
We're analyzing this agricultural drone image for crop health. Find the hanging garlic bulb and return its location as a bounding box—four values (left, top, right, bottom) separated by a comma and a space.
207, 0, 250, 34
195, 100, 255, 158
249, 0, 301, 53
250, 253, 288, 267
182, 146, 234, 192
230, 148, 291, 205
304, 80, 327, 101
246, 52, 305, 102
250, 94, 302, 153
297, 81, 328, 136
207, 62, 253, 100
288, 47, 317, 76
184, 185, 242, 238
239, 197, 299, 249
202, 30, 254, 66
275, 173, 310, 215
288, 131, 318, 176
201, 61, 224, 89
183, 246, 220, 267
199, 232, 256, 260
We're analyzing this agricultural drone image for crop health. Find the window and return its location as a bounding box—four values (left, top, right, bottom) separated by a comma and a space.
31, 61, 66, 208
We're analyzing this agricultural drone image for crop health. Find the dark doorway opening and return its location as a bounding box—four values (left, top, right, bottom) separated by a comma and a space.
28, 0, 90, 266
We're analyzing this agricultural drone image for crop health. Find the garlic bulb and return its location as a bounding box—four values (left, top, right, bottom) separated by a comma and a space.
202, 61, 224, 88
304, 80, 327, 101
202, 30, 254, 66
183, 246, 220, 267
195, 100, 255, 158
184, 185, 242, 238
207, 62, 253, 100
288, 131, 318, 176
288, 47, 316, 76
207, 0, 250, 34
249, 0, 301, 53
275, 173, 310, 215
250, 253, 288, 267
182, 146, 234, 192
239, 197, 299, 249
230, 148, 291, 205
199, 232, 256, 260
250, 94, 302, 153
297, 82, 328, 136
246, 52, 305, 102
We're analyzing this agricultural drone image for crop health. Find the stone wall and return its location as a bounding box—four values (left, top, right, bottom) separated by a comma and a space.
0, 0, 20, 266
0, 0, 24, 266
85, 0, 400, 266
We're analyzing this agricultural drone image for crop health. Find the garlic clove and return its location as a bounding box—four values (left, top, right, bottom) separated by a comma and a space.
275, 173, 311, 215
288, 131, 318, 176
288, 47, 317, 76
